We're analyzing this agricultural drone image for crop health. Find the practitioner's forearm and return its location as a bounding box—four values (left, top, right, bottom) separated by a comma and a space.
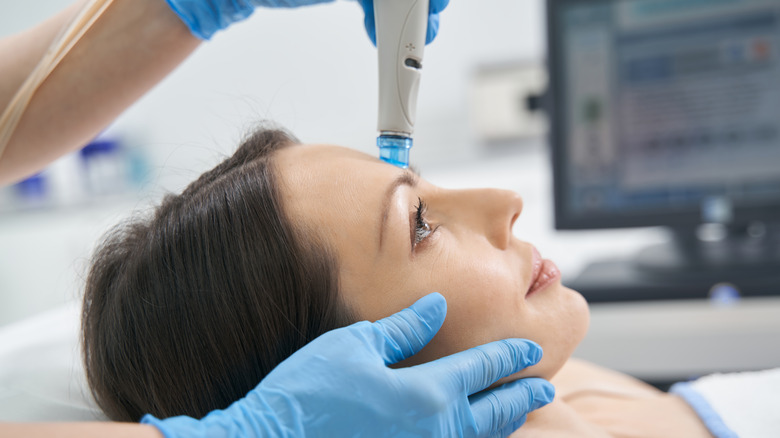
1, 422, 163, 438
0, 2, 86, 113
0, 0, 201, 186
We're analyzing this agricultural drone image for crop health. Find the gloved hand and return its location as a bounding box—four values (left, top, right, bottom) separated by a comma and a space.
165, 0, 449, 43
142, 292, 555, 438
359, 0, 449, 45
165, 0, 335, 40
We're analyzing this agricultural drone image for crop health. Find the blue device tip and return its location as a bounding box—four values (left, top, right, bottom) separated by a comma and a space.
377, 135, 412, 169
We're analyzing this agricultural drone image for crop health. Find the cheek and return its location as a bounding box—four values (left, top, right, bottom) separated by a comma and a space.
341, 266, 422, 323
409, 245, 527, 362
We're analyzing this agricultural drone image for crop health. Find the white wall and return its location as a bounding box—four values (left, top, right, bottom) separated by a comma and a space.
0, 0, 547, 325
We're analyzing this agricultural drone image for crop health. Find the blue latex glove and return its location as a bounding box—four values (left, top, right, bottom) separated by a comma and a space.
142, 292, 555, 437
165, 0, 335, 39
165, 0, 448, 43
359, 0, 450, 45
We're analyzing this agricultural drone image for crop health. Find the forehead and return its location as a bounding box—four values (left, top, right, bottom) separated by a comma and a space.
274, 144, 383, 185
272, 144, 399, 249
273, 144, 394, 207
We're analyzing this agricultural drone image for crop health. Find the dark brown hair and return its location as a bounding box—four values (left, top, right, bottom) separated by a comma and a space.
82, 126, 355, 421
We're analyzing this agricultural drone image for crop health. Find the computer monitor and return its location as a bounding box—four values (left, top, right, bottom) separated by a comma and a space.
546, 0, 780, 300
549, 0, 780, 230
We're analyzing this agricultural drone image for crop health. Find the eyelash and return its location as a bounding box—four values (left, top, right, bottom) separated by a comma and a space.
413, 198, 437, 249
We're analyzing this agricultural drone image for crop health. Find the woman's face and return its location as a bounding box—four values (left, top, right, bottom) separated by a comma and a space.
275, 144, 589, 380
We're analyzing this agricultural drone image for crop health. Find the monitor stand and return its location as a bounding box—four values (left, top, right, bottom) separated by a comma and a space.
568, 223, 780, 303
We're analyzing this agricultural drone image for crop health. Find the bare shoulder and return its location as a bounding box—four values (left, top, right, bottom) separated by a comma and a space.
551, 358, 662, 399
547, 359, 713, 438
509, 397, 611, 438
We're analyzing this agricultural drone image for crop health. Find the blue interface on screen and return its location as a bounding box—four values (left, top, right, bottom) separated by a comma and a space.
561, 0, 780, 219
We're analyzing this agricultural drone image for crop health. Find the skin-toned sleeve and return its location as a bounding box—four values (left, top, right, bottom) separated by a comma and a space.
0, 0, 201, 186
0, 1, 197, 429
1, 422, 163, 437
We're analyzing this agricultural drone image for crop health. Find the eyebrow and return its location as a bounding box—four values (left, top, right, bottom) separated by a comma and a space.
378, 169, 420, 251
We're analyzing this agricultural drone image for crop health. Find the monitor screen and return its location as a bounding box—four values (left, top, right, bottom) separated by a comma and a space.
548, 0, 780, 229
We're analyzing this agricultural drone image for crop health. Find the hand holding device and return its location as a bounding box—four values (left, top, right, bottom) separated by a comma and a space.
164, 0, 335, 39
371, 0, 446, 169
359, 0, 450, 46
165, 0, 448, 42
142, 292, 554, 437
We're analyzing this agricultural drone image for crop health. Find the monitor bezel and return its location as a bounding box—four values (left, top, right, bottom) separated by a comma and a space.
547, 0, 780, 230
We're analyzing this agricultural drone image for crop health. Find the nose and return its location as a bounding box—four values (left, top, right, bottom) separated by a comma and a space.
448, 188, 524, 250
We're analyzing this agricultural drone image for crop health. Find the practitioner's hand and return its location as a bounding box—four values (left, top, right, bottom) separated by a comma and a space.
359, 0, 450, 45
165, 0, 449, 43
164, 0, 336, 40
142, 292, 555, 438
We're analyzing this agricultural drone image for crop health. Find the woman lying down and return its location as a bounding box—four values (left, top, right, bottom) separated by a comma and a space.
82, 126, 776, 437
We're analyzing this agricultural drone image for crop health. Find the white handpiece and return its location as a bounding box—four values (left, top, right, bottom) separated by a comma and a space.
375, 0, 429, 138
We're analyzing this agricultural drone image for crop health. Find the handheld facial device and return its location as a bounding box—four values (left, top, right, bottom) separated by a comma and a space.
374, 0, 429, 169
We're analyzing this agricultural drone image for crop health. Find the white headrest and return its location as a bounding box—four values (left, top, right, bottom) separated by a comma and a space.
0, 301, 106, 421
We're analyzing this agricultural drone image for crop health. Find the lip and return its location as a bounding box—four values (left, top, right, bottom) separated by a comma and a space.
526, 246, 561, 298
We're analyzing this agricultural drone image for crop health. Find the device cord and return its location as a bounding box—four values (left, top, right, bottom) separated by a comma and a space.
0, 0, 115, 163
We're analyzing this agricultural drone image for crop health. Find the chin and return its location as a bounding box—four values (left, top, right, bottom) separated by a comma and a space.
551, 286, 590, 374
522, 285, 590, 381
566, 285, 591, 345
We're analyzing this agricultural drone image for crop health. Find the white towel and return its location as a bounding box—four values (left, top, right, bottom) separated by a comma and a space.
670, 368, 780, 438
